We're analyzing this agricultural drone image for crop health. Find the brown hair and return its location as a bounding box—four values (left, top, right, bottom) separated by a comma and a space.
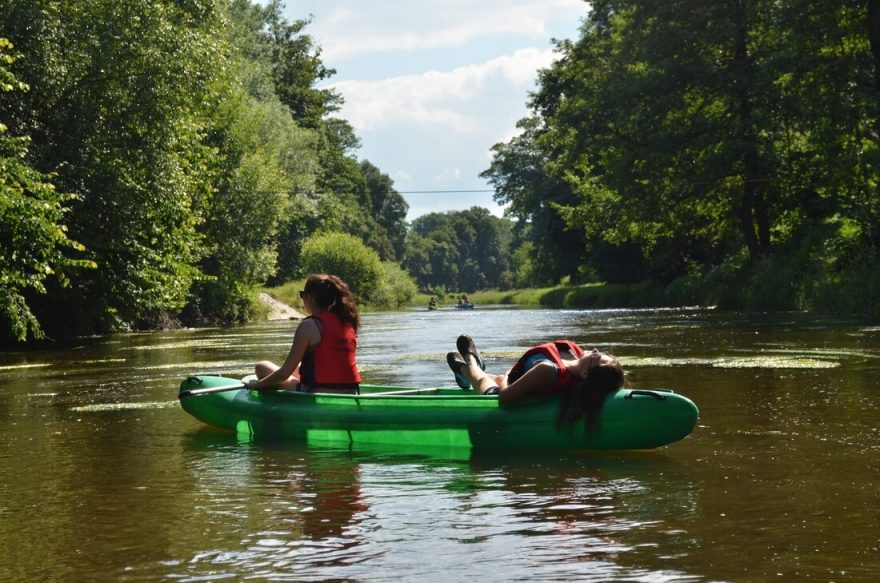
557, 358, 625, 431
303, 274, 360, 332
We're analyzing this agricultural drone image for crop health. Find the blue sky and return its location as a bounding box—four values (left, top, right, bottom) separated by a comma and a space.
277, 1, 588, 220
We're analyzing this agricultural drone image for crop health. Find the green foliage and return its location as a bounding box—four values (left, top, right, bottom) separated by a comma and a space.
481, 116, 586, 285
469, 286, 558, 306
803, 247, 880, 317
407, 207, 511, 292
5, 0, 878, 341
299, 232, 383, 302
482, 0, 880, 317
402, 232, 434, 289
264, 263, 415, 313
358, 160, 409, 260
534, 1, 781, 266
0, 38, 93, 342
1, 0, 228, 333
370, 262, 418, 309
662, 219, 880, 316
509, 241, 536, 288
0, 0, 413, 338
259, 0, 342, 129
466, 281, 667, 309
191, 69, 318, 323
538, 281, 664, 309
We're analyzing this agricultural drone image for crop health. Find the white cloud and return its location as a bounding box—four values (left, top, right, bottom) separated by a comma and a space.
278, 0, 587, 218
434, 168, 462, 182
393, 170, 413, 182
310, 0, 585, 60
331, 48, 557, 132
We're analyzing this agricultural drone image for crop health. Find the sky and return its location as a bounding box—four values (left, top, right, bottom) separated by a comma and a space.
277, 1, 588, 220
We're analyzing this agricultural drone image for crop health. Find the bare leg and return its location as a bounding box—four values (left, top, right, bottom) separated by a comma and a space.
254, 360, 300, 390
461, 354, 505, 394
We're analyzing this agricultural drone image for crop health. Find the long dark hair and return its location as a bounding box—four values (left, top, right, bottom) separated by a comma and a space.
303, 274, 360, 332
557, 359, 625, 431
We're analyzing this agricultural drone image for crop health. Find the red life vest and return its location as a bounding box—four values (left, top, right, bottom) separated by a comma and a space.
300, 311, 361, 389
507, 340, 584, 394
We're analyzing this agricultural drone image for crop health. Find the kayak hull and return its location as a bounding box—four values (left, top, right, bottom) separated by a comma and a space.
178, 376, 699, 450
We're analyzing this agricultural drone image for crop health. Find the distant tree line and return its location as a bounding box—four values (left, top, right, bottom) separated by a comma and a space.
404, 207, 513, 292
0, 0, 411, 343
483, 0, 880, 314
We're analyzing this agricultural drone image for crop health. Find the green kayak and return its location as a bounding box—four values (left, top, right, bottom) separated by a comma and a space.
178, 375, 699, 450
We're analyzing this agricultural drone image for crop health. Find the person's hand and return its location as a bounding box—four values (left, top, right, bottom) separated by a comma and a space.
245, 378, 259, 390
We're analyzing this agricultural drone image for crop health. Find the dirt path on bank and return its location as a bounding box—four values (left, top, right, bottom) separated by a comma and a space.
258, 292, 306, 320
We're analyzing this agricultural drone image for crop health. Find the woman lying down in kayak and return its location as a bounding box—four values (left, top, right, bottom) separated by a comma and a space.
447, 335, 625, 427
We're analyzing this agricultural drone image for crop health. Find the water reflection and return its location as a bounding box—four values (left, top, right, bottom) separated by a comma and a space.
167, 432, 703, 581
179, 434, 372, 579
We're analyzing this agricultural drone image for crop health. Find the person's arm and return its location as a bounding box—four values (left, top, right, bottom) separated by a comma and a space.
498, 361, 557, 403
248, 319, 321, 389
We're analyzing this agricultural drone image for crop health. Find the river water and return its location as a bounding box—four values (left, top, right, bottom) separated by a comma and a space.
1, 307, 878, 581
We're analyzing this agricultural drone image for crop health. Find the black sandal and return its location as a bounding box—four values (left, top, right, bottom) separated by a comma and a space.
456, 334, 485, 371
446, 352, 471, 389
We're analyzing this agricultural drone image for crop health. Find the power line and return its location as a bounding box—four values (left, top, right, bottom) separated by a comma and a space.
398, 189, 495, 194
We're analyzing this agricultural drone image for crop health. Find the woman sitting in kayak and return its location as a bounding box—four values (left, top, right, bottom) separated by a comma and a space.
245, 274, 361, 394
447, 335, 624, 427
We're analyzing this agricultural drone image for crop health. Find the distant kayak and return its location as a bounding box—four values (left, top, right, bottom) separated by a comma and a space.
178, 375, 699, 450
455, 303, 474, 309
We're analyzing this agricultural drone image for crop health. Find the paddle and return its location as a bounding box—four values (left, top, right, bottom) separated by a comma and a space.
178, 383, 247, 399
178, 383, 447, 399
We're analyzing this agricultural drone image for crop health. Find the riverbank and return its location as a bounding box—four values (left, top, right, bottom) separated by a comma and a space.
414, 282, 674, 310
416, 270, 879, 321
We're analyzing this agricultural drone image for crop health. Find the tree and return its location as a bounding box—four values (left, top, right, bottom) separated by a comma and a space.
188, 0, 322, 324
481, 116, 586, 285
261, 0, 342, 129
371, 261, 418, 308
300, 232, 383, 302
0, 38, 92, 342
359, 159, 409, 260
402, 232, 434, 290
772, 0, 880, 247
1, 0, 226, 333
0, 0, 423, 339
408, 208, 512, 291
533, 2, 778, 266
483, 0, 880, 308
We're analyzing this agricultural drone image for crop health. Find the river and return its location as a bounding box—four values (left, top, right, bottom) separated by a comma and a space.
1, 307, 878, 581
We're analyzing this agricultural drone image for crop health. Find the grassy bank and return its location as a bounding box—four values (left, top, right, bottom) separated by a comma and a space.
267, 243, 879, 320
412, 257, 879, 319
414, 282, 674, 310
472, 282, 674, 309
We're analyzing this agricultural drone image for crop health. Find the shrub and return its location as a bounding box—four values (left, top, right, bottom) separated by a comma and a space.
371, 262, 418, 308
300, 232, 383, 302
